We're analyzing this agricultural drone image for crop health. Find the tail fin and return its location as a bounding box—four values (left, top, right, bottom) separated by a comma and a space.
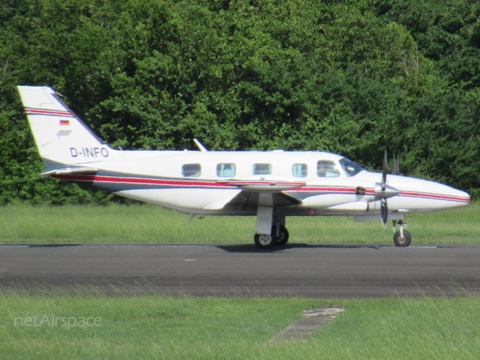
17, 86, 120, 172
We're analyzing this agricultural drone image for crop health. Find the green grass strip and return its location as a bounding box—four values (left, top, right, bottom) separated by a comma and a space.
0, 203, 477, 245
1, 293, 479, 359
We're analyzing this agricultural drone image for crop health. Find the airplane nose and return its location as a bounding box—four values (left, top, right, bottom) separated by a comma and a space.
406, 183, 470, 210
445, 187, 470, 208
385, 175, 471, 212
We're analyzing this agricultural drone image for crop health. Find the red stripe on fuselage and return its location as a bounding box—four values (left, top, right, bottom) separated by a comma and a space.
400, 191, 470, 203
50, 174, 469, 203
292, 187, 375, 194
51, 174, 364, 193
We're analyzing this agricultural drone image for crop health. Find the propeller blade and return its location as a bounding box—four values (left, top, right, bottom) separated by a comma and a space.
381, 149, 388, 228
392, 154, 399, 175
382, 149, 388, 190
381, 198, 388, 229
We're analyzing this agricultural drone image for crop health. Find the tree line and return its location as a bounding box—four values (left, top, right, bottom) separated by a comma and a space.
1, 0, 479, 204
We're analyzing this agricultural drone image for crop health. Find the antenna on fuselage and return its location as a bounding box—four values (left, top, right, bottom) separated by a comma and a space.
193, 138, 208, 152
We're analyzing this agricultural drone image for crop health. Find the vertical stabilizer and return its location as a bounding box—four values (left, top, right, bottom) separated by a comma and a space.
17, 86, 120, 170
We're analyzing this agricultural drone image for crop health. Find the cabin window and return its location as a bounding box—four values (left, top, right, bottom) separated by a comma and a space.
182, 163, 201, 177
292, 163, 307, 177
317, 160, 340, 177
217, 163, 236, 177
252, 163, 272, 175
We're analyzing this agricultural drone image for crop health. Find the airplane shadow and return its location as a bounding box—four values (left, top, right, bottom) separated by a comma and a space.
216, 243, 385, 253
27, 244, 83, 248
19, 243, 387, 252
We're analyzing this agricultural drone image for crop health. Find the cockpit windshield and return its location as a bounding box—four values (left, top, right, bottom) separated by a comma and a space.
339, 158, 364, 177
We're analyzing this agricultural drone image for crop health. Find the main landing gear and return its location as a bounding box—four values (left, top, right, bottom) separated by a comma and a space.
253, 198, 290, 249
254, 225, 289, 249
393, 220, 411, 247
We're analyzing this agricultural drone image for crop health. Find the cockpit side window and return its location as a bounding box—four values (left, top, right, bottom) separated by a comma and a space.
339, 158, 364, 177
317, 160, 340, 177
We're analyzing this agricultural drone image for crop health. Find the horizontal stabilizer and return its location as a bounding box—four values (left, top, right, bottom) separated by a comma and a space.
41, 167, 98, 176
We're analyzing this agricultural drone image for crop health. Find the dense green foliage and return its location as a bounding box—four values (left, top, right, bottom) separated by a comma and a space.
1, 0, 479, 204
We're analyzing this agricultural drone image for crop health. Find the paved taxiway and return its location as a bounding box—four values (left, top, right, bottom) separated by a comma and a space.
0, 244, 479, 298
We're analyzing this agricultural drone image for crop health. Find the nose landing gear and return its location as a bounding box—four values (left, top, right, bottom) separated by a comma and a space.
393, 220, 411, 247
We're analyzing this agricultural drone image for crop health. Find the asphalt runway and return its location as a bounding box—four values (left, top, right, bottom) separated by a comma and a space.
1, 244, 479, 298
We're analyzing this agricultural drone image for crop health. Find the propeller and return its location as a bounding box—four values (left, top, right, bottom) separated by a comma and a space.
374, 150, 401, 229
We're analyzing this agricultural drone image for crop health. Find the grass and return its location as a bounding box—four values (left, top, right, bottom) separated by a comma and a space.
0, 202, 478, 245
1, 292, 480, 359
1, 204, 479, 358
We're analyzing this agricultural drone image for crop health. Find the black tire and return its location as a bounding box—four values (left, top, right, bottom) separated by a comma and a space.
272, 225, 289, 246
394, 230, 412, 247
254, 233, 275, 249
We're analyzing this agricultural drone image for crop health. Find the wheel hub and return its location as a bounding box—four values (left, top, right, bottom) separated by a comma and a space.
259, 234, 272, 245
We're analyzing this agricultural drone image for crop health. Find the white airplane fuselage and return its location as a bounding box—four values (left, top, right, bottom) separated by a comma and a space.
50, 149, 469, 216
17, 85, 470, 248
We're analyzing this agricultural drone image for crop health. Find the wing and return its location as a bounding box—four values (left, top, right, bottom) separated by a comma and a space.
224, 190, 302, 208
203, 179, 305, 211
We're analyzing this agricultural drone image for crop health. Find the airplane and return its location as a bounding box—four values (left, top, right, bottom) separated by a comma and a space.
17, 85, 470, 249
